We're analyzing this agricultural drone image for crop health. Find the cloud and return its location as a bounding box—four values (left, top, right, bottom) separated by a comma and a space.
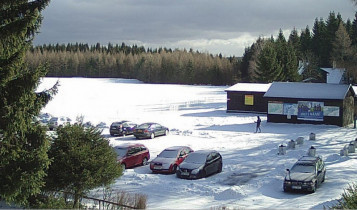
34, 0, 356, 56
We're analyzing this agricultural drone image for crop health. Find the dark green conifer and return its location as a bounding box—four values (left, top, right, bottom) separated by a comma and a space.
0, 0, 55, 206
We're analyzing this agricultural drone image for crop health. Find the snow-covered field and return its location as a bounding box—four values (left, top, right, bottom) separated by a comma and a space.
38, 77, 357, 209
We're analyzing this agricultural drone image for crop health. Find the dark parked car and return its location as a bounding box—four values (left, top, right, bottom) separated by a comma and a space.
283, 156, 326, 193
150, 146, 194, 174
176, 150, 222, 179
133, 122, 169, 139
113, 143, 150, 169
110, 121, 137, 136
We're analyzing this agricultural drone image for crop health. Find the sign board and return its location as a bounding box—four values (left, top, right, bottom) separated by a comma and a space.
283, 103, 298, 116
268, 101, 283, 115
297, 101, 324, 121
324, 106, 340, 117
244, 95, 254, 105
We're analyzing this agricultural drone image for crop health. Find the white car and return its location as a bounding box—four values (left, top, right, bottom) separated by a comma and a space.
48, 116, 72, 130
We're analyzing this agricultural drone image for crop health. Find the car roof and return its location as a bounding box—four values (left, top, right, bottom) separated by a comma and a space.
164, 146, 191, 151
139, 122, 156, 125
296, 156, 321, 164
190, 150, 217, 155
112, 120, 129, 124
114, 143, 146, 148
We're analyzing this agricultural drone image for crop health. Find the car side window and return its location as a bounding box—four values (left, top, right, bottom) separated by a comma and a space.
179, 149, 186, 157
212, 152, 219, 160
155, 124, 161, 129
207, 153, 213, 162
123, 123, 129, 127
127, 148, 136, 155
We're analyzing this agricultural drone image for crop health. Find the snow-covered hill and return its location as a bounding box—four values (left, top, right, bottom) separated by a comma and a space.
38, 77, 357, 209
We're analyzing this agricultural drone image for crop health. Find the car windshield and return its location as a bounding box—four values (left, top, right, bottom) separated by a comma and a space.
49, 117, 58, 122
112, 122, 123, 127
114, 147, 127, 157
158, 150, 178, 158
291, 164, 315, 173
184, 153, 207, 164
137, 123, 151, 129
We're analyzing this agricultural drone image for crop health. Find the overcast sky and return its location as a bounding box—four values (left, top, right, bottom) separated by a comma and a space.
34, 0, 356, 56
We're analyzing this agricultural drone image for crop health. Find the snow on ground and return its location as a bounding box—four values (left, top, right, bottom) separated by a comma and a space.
38, 77, 357, 209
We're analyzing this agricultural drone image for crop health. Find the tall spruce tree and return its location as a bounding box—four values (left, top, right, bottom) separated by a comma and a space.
300, 26, 312, 54
0, 0, 54, 206
254, 41, 282, 83
350, 12, 357, 46
331, 22, 352, 67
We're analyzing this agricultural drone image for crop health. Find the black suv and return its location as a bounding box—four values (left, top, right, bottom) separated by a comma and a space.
109, 121, 137, 136
283, 156, 326, 193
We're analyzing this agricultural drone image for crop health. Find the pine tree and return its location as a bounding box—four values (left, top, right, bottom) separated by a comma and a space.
300, 26, 312, 54
0, 0, 55, 206
331, 22, 352, 67
45, 124, 122, 208
350, 12, 357, 46
312, 18, 328, 67
288, 27, 301, 58
254, 41, 282, 83
275, 29, 300, 82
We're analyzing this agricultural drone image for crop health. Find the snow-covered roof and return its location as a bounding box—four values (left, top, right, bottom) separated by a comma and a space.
264, 82, 353, 99
320, 68, 345, 84
225, 83, 271, 92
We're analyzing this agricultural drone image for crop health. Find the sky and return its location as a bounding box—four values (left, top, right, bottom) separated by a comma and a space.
34, 0, 357, 57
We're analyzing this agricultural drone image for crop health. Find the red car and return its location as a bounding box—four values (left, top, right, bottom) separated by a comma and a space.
114, 143, 150, 169
150, 146, 194, 174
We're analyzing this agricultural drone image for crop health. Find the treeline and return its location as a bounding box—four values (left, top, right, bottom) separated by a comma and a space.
26, 11, 357, 85
26, 43, 240, 85
242, 12, 357, 83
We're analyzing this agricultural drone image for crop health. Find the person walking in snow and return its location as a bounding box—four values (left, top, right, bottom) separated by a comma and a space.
255, 116, 261, 133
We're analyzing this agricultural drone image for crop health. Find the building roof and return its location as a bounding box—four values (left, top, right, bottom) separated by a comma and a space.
264, 82, 353, 100
320, 68, 346, 84
225, 83, 271, 92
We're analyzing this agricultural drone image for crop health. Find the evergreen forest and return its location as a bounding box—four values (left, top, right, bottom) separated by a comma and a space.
26, 11, 357, 85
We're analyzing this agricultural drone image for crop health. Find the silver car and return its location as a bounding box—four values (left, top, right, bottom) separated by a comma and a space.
48, 116, 72, 130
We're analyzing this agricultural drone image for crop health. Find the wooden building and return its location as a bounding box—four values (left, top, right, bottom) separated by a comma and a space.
225, 83, 271, 113
264, 82, 355, 127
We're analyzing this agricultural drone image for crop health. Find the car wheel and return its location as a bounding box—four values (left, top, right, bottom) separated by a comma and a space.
322, 172, 326, 183
165, 130, 169, 136
283, 186, 289, 192
217, 162, 222, 173
121, 164, 126, 171
135, 136, 140, 140
311, 182, 317, 193
171, 165, 177, 174
150, 133, 155, 139
201, 170, 207, 178
110, 133, 114, 136
142, 157, 148, 166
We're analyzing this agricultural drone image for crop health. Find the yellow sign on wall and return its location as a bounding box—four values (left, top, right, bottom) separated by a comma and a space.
245, 95, 254, 105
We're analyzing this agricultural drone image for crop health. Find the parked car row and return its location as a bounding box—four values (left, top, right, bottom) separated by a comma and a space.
113, 143, 223, 179
109, 121, 169, 139
113, 141, 326, 191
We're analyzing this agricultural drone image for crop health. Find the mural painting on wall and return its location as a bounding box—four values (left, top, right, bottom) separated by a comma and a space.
297, 101, 324, 121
